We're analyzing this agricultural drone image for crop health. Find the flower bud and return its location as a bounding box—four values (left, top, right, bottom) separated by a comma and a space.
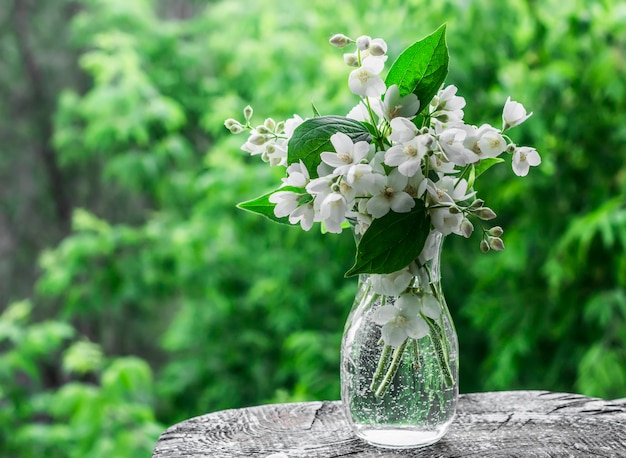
343, 53, 359, 67
356, 35, 371, 51
255, 125, 272, 134
421, 134, 435, 148
460, 218, 474, 238
243, 105, 253, 121
248, 133, 267, 146
488, 226, 504, 237
368, 38, 388, 56
506, 143, 516, 154
264, 117, 276, 131
502, 96, 533, 131
488, 236, 505, 251
224, 118, 244, 134
275, 121, 285, 133
329, 33, 351, 48
448, 206, 461, 214
475, 207, 497, 220
469, 199, 484, 209
480, 239, 490, 253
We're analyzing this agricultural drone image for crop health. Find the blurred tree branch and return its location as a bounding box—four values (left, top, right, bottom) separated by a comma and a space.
11, 0, 71, 230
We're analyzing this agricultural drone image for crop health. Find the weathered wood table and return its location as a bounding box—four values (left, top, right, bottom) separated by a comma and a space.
153, 391, 626, 457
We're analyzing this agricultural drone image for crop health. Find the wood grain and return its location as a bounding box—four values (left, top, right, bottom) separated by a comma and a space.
152, 391, 626, 457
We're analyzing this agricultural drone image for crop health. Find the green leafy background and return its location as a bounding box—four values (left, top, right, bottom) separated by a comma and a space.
1, 0, 625, 456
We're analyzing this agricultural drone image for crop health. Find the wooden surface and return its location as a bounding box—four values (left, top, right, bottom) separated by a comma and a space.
153, 391, 626, 457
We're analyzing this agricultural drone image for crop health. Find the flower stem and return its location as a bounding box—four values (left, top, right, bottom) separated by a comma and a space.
423, 315, 454, 387
374, 339, 409, 398
370, 344, 392, 392
412, 338, 421, 370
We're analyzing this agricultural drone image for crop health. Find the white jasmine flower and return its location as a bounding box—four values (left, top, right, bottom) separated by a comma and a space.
426, 176, 474, 235
389, 116, 419, 143
430, 85, 466, 122
383, 84, 420, 120
418, 230, 442, 264
372, 293, 441, 347
346, 98, 384, 122
346, 164, 386, 195
436, 85, 466, 111
419, 294, 442, 320
427, 176, 473, 204
269, 191, 301, 218
320, 132, 370, 175
429, 206, 464, 236
289, 201, 315, 231
346, 101, 370, 122
404, 166, 427, 199
438, 127, 478, 166
370, 267, 414, 295
284, 114, 304, 139
476, 124, 506, 159
384, 134, 432, 177
502, 97, 533, 131
348, 56, 387, 98
318, 192, 348, 233
306, 176, 333, 207
366, 169, 415, 218
282, 161, 310, 188
512, 146, 541, 177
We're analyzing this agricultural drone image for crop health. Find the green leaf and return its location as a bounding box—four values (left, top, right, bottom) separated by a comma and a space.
474, 158, 505, 179
345, 201, 430, 277
287, 116, 371, 178
237, 186, 302, 225
385, 24, 449, 113
311, 102, 321, 117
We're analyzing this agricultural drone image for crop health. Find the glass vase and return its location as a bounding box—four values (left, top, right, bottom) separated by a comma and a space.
340, 232, 458, 449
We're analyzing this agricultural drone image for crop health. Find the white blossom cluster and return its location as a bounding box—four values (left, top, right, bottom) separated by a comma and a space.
225, 33, 541, 252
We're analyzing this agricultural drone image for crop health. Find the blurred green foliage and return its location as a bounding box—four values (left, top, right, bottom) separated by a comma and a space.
1, 0, 625, 456
0, 301, 162, 457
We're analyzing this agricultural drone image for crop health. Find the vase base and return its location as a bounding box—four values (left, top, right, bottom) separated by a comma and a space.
356, 426, 447, 449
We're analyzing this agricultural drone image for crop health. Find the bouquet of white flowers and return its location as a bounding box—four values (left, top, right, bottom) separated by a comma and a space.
225, 25, 540, 281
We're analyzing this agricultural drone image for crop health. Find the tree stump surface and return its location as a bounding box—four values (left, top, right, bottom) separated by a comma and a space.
152, 391, 626, 457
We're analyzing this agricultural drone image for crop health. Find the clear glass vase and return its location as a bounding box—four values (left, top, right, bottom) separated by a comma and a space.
340, 232, 459, 449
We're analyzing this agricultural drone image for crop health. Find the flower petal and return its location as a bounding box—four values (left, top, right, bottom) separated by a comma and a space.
330, 132, 353, 154
405, 315, 429, 340
371, 304, 397, 325
396, 294, 422, 316
381, 323, 407, 347
421, 294, 442, 319
390, 192, 416, 213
